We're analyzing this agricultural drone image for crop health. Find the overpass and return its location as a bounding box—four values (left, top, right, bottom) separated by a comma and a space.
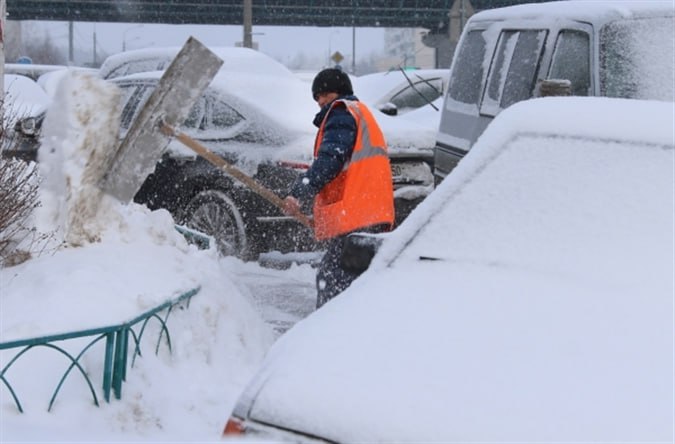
7, 0, 552, 30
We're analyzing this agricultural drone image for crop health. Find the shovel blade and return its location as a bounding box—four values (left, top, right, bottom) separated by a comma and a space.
100, 36, 224, 202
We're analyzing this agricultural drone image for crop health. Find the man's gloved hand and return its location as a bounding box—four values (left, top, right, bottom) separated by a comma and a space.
282, 196, 302, 217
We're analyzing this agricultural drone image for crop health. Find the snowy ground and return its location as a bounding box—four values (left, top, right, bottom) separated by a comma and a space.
1, 241, 316, 442
0, 71, 317, 442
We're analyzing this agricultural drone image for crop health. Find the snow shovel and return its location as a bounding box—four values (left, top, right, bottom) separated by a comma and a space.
99, 36, 224, 203
158, 121, 314, 229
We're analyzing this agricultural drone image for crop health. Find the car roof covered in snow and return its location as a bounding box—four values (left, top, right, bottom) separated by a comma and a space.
99, 46, 296, 80
3, 74, 51, 120
471, 0, 674, 23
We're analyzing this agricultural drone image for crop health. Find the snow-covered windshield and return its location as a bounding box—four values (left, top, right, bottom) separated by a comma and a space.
600, 17, 674, 101
376, 97, 674, 288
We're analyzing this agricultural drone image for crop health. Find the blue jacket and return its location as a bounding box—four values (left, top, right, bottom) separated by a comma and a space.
289, 94, 358, 207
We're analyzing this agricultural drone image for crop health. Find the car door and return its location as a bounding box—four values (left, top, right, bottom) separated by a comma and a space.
434, 27, 490, 180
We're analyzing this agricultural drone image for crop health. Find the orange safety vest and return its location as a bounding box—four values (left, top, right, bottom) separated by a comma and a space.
312, 99, 395, 240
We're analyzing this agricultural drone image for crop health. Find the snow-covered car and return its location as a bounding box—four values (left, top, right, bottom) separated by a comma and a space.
99, 46, 296, 80
223, 97, 674, 441
4, 63, 68, 81
1, 74, 51, 162
354, 68, 448, 117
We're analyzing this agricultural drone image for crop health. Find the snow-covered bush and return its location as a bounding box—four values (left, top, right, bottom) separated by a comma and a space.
0, 154, 40, 267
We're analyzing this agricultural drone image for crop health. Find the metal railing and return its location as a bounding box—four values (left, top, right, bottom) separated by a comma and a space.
0, 287, 200, 412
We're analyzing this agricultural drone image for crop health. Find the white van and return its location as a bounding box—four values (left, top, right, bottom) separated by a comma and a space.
433, 1, 674, 181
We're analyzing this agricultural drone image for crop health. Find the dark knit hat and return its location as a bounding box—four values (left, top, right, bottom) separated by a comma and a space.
311, 68, 353, 100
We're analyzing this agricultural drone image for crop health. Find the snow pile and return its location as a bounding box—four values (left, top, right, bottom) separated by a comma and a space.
1, 72, 274, 441
36, 71, 125, 246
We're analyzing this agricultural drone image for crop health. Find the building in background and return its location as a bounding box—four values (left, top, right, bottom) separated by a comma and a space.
380, 0, 475, 71
378, 27, 436, 71
422, 0, 475, 69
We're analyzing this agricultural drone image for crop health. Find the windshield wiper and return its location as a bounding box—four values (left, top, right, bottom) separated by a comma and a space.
398, 66, 440, 111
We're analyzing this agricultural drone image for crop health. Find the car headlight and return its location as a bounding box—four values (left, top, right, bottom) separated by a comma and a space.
19, 117, 37, 136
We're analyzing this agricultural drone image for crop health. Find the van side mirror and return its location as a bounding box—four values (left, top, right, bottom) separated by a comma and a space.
341, 232, 385, 273
537, 78, 572, 97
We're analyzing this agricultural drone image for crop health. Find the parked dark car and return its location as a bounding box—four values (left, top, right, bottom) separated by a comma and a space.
1, 74, 50, 162
113, 65, 436, 259
111, 68, 319, 260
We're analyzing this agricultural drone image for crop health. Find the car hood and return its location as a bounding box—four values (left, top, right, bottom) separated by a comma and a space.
240, 259, 672, 442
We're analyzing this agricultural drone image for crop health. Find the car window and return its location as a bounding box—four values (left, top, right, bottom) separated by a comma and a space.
206, 96, 244, 130
483, 29, 547, 112
548, 30, 590, 96
447, 30, 487, 105
107, 65, 131, 80
118, 84, 153, 129
389, 78, 443, 110
184, 96, 206, 129
105, 59, 164, 80
600, 17, 674, 101
117, 81, 208, 134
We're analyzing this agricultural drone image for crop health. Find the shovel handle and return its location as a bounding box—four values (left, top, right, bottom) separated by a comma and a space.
159, 122, 314, 229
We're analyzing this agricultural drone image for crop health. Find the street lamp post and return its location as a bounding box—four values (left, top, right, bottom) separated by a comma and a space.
243, 0, 253, 48
351, 26, 356, 74
327, 30, 339, 67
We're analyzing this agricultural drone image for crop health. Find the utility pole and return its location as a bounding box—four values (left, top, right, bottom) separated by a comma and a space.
243, 0, 253, 48
351, 26, 356, 74
68, 21, 74, 64
93, 25, 97, 66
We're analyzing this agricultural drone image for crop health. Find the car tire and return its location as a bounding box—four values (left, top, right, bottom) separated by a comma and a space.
182, 189, 249, 259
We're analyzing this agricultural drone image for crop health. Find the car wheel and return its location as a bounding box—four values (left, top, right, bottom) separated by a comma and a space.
183, 190, 249, 259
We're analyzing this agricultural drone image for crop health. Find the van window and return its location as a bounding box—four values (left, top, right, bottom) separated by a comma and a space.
447, 30, 487, 105
483, 30, 547, 113
600, 17, 674, 101
549, 30, 590, 96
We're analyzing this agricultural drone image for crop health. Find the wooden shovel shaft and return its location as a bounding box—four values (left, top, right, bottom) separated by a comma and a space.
159, 123, 314, 229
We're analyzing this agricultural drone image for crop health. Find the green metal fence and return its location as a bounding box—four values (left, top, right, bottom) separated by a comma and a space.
0, 287, 200, 412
